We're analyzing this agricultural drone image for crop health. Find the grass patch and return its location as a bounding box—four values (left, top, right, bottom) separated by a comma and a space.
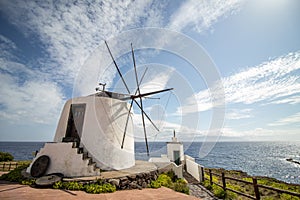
201, 168, 300, 200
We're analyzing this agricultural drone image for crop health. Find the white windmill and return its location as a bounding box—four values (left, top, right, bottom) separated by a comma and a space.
26, 42, 173, 177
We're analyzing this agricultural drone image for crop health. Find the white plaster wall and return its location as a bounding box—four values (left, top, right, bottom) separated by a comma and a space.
185, 157, 204, 182
26, 143, 99, 177
186, 159, 200, 182
185, 155, 195, 162
171, 163, 183, 179
53, 94, 134, 170
167, 143, 184, 162
148, 155, 170, 163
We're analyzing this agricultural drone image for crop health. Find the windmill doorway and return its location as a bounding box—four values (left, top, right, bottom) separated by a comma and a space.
174, 150, 181, 165
63, 104, 86, 145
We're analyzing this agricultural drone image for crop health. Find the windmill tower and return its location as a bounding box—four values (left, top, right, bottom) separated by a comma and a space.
26, 42, 173, 177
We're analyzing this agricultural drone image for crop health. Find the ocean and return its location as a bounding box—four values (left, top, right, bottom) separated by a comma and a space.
0, 141, 299, 184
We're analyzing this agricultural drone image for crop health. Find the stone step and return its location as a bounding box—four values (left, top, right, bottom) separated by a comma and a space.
77, 147, 84, 154
82, 152, 89, 160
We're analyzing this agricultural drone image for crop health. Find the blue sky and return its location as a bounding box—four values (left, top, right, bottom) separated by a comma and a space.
0, 0, 299, 142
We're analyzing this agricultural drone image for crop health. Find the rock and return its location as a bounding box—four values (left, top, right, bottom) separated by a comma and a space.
35, 174, 62, 187
108, 178, 120, 187
137, 178, 143, 185
137, 173, 143, 178
130, 182, 142, 190
142, 181, 148, 188
128, 174, 136, 180
120, 177, 129, 187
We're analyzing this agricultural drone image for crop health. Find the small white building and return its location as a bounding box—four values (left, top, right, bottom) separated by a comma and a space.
149, 131, 184, 166
27, 91, 134, 177
166, 131, 184, 165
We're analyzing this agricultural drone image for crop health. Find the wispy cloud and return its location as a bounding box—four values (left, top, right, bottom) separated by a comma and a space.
0, 0, 167, 125
178, 51, 300, 115
0, 0, 166, 85
168, 0, 244, 32
226, 109, 252, 120
0, 71, 65, 124
268, 112, 300, 127
0, 35, 65, 124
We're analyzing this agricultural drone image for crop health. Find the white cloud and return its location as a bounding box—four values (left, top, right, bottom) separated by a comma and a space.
139, 66, 175, 94
268, 112, 300, 127
177, 51, 300, 115
0, 0, 169, 126
222, 52, 300, 105
0, 0, 166, 86
0, 35, 17, 60
0, 33, 65, 125
226, 109, 252, 120
0, 72, 65, 124
168, 0, 244, 32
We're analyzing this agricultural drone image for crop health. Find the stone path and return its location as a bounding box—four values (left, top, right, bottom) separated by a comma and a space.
183, 171, 217, 200
188, 184, 216, 200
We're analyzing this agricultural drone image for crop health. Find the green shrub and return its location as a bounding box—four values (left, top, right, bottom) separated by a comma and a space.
53, 181, 64, 189
212, 185, 226, 199
173, 179, 189, 194
0, 163, 36, 186
53, 181, 116, 194
21, 179, 36, 185
84, 183, 116, 194
65, 181, 84, 190
156, 174, 173, 187
280, 193, 300, 200
149, 173, 189, 195
150, 180, 161, 188
202, 180, 212, 190
0, 152, 14, 161
0, 165, 28, 182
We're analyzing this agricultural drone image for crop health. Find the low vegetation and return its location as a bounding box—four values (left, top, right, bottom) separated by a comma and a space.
0, 162, 187, 195
0, 152, 14, 162
0, 163, 34, 184
201, 168, 300, 200
53, 180, 116, 194
149, 171, 189, 194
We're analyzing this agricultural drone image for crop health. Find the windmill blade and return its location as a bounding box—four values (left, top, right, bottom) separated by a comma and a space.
105, 41, 131, 94
139, 98, 149, 155
121, 88, 174, 100
121, 68, 148, 149
132, 99, 159, 131
131, 43, 149, 156
121, 99, 134, 149
131, 88, 174, 99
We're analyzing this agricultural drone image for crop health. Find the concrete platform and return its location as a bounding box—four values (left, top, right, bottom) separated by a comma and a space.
64, 160, 171, 181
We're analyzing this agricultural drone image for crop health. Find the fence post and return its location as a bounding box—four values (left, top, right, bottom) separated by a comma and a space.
252, 178, 260, 200
201, 166, 204, 182
222, 172, 226, 191
209, 169, 213, 185
2, 163, 4, 171
9, 162, 11, 171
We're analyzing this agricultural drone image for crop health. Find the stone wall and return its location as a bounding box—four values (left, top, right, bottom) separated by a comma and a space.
64, 170, 159, 190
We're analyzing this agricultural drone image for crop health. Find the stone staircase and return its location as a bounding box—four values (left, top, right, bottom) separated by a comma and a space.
75, 143, 100, 174
26, 142, 100, 177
